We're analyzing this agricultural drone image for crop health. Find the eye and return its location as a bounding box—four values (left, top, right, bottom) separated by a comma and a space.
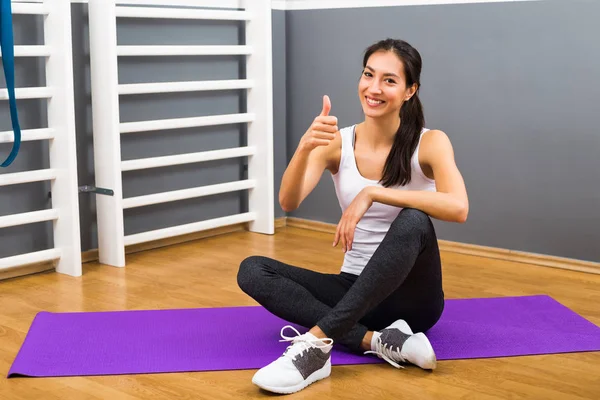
385, 78, 396, 84
363, 71, 373, 77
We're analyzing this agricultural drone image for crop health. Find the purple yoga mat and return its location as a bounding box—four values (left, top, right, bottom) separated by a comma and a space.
8, 295, 600, 378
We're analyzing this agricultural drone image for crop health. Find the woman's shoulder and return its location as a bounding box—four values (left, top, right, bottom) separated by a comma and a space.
418, 129, 454, 163
416, 129, 452, 180
420, 128, 451, 146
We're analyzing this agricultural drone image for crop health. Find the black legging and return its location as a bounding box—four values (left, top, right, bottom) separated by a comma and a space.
237, 208, 445, 353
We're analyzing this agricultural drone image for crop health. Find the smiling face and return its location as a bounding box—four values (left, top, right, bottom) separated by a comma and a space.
358, 50, 417, 120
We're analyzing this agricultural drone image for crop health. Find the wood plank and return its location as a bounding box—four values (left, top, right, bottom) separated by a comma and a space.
1, 227, 599, 399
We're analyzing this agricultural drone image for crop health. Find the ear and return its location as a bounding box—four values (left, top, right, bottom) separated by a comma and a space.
405, 83, 418, 101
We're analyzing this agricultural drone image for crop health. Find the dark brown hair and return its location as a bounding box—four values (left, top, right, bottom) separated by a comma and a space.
362, 38, 425, 187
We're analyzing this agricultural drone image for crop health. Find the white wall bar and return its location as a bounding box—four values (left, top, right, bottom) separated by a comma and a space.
0, 169, 57, 187
11, 2, 49, 15
121, 146, 256, 172
115, 6, 251, 21
0, 249, 61, 271
0, 209, 60, 229
0, 87, 53, 100
89, 0, 126, 268
245, 0, 275, 234
88, 0, 275, 267
2, 0, 82, 276
120, 113, 255, 134
117, 45, 252, 57
123, 212, 257, 246
122, 179, 256, 209
118, 79, 255, 95
0, 45, 52, 57
44, 0, 84, 276
0, 128, 55, 144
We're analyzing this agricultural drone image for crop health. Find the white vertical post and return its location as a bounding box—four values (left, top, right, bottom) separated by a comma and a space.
88, 0, 125, 267
44, 0, 82, 276
245, 0, 274, 234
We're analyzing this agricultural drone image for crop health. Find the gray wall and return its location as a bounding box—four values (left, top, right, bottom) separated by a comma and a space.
0, 6, 287, 258
272, 10, 287, 223
285, 0, 600, 263
2, 2, 598, 264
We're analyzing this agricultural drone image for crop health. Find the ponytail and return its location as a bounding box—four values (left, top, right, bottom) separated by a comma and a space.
380, 93, 425, 187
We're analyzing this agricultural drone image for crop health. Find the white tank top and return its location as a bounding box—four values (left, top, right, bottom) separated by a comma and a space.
331, 124, 437, 275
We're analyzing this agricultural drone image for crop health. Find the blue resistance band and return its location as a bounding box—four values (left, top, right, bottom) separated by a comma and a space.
1, 0, 22, 167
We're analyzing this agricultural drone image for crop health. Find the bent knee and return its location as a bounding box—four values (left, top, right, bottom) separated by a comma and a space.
399, 208, 429, 221
395, 208, 431, 227
237, 255, 262, 291
237, 255, 272, 291
391, 208, 435, 238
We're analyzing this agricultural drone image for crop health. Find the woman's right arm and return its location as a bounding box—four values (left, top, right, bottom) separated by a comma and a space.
279, 95, 339, 212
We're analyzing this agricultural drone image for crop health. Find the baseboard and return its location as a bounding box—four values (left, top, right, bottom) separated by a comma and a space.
436, 240, 600, 275
6, 215, 596, 281
285, 217, 337, 234
284, 217, 600, 275
0, 261, 56, 281
274, 217, 287, 229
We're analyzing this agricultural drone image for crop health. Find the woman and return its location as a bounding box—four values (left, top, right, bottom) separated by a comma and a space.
237, 38, 469, 394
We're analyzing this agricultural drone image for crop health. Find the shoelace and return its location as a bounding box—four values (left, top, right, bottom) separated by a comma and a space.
364, 335, 406, 369
279, 325, 333, 361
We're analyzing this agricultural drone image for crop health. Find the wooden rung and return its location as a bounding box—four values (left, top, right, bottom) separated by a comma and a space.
0, 169, 57, 187
120, 112, 255, 134
0, 249, 61, 271
115, 6, 251, 21
11, 3, 49, 15
113, 0, 244, 8
121, 146, 256, 172
0, 128, 55, 144
118, 79, 254, 95
0, 209, 59, 229
0, 46, 51, 58
0, 87, 53, 101
123, 212, 257, 246
117, 45, 252, 57
122, 179, 256, 209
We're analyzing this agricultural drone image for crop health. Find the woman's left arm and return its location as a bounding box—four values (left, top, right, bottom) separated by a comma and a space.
333, 130, 468, 252
367, 129, 469, 223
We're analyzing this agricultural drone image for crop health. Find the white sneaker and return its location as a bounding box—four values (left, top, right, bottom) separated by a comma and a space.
365, 319, 437, 370
252, 326, 333, 394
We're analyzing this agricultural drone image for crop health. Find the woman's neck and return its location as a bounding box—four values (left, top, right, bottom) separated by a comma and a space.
358, 114, 400, 150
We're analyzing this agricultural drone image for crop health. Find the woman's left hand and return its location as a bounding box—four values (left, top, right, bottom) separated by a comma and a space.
333, 187, 374, 252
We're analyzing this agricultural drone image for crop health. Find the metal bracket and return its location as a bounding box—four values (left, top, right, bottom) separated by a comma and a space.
78, 185, 114, 196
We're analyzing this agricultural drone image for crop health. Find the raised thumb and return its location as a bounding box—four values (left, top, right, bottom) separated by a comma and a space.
320, 95, 331, 116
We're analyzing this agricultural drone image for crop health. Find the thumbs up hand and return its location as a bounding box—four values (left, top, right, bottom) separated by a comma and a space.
299, 95, 338, 152
320, 94, 332, 117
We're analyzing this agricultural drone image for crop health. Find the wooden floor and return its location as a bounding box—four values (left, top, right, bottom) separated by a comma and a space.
1, 226, 600, 399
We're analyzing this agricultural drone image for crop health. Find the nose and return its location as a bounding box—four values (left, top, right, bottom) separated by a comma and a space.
368, 80, 383, 94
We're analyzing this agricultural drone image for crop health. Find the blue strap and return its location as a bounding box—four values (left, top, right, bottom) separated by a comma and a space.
0, 0, 21, 167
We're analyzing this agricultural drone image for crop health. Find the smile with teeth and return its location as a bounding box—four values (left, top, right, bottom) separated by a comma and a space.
366, 96, 385, 106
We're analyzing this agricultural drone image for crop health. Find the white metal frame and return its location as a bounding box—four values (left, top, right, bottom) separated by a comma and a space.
88, 0, 274, 267
0, 0, 82, 276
